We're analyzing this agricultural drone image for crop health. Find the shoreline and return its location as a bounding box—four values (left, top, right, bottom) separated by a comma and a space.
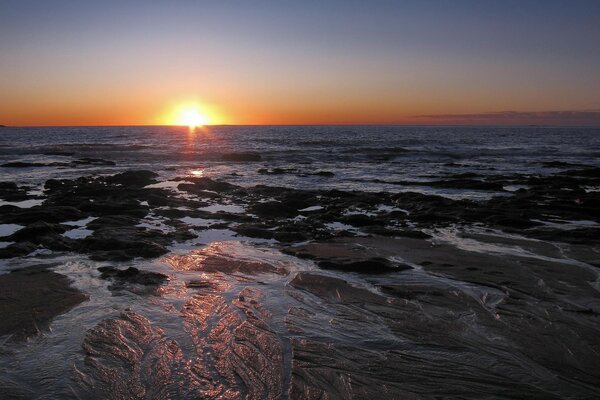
0, 163, 599, 397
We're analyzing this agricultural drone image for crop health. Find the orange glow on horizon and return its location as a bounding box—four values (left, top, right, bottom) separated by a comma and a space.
157, 101, 226, 128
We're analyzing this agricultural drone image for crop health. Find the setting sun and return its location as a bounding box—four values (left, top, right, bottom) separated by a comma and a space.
157, 101, 226, 127
177, 106, 209, 128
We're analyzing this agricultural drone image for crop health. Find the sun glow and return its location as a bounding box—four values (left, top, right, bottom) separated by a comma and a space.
177, 106, 209, 128
158, 100, 226, 128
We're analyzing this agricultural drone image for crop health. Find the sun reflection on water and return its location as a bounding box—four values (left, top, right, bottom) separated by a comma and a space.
190, 169, 204, 177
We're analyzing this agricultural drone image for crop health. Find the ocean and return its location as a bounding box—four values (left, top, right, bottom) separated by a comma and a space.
1, 125, 599, 196
0, 125, 599, 399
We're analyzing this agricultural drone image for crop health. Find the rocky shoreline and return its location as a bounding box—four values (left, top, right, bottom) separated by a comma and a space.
0, 165, 599, 398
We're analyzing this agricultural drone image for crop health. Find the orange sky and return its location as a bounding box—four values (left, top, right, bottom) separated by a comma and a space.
1, 2, 599, 126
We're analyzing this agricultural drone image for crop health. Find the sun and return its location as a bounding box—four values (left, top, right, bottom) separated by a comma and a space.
159, 100, 224, 127
177, 106, 209, 128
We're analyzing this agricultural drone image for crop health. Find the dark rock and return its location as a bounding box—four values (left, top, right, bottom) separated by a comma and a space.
249, 201, 297, 218
393, 230, 432, 239
81, 227, 169, 261
317, 257, 402, 274
0, 241, 37, 258
273, 231, 308, 243
235, 224, 276, 239
176, 177, 239, 193
97, 266, 168, 285
86, 215, 140, 229
0, 264, 87, 340
341, 214, 379, 227
0, 181, 31, 201
282, 240, 411, 274
105, 170, 158, 187
6, 220, 68, 241
0, 205, 84, 224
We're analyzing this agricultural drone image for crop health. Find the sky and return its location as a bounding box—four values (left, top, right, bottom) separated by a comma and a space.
1, 0, 599, 126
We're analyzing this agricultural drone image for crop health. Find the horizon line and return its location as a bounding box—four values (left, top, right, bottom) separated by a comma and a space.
2, 123, 600, 128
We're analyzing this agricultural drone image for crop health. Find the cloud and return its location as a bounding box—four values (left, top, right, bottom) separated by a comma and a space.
411, 111, 600, 126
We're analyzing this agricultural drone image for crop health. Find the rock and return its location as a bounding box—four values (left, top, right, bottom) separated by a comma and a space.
77, 311, 182, 398
164, 242, 288, 276
6, 220, 68, 241
289, 272, 386, 304
273, 230, 308, 243
176, 177, 239, 193
104, 170, 158, 187
317, 257, 399, 273
222, 152, 262, 162
249, 201, 297, 218
282, 240, 411, 274
81, 226, 169, 261
234, 224, 276, 239
3, 221, 76, 252
0, 205, 85, 224
0, 264, 87, 340
0, 241, 37, 258
97, 266, 168, 285
0, 181, 31, 201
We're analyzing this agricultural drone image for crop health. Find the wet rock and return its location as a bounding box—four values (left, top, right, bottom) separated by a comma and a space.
222, 152, 262, 162
0, 205, 84, 224
393, 229, 432, 239
176, 177, 239, 193
104, 170, 158, 187
318, 257, 400, 273
289, 272, 387, 304
249, 201, 297, 218
0, 264, 87, 340
4, 221, 77, 251
341, 213, 382, 227
273, 230, 309, 243
234, 223, 276, 239
0, 241, 37, 258
283, 240, 410, 273
165, 246, 287, 276
6, 220, 68, 241
77, 310, 182, 399
81, 227, 169, 261
0, 181, 31, 202
97, 266, 168, 285
86, 215, 139, 229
